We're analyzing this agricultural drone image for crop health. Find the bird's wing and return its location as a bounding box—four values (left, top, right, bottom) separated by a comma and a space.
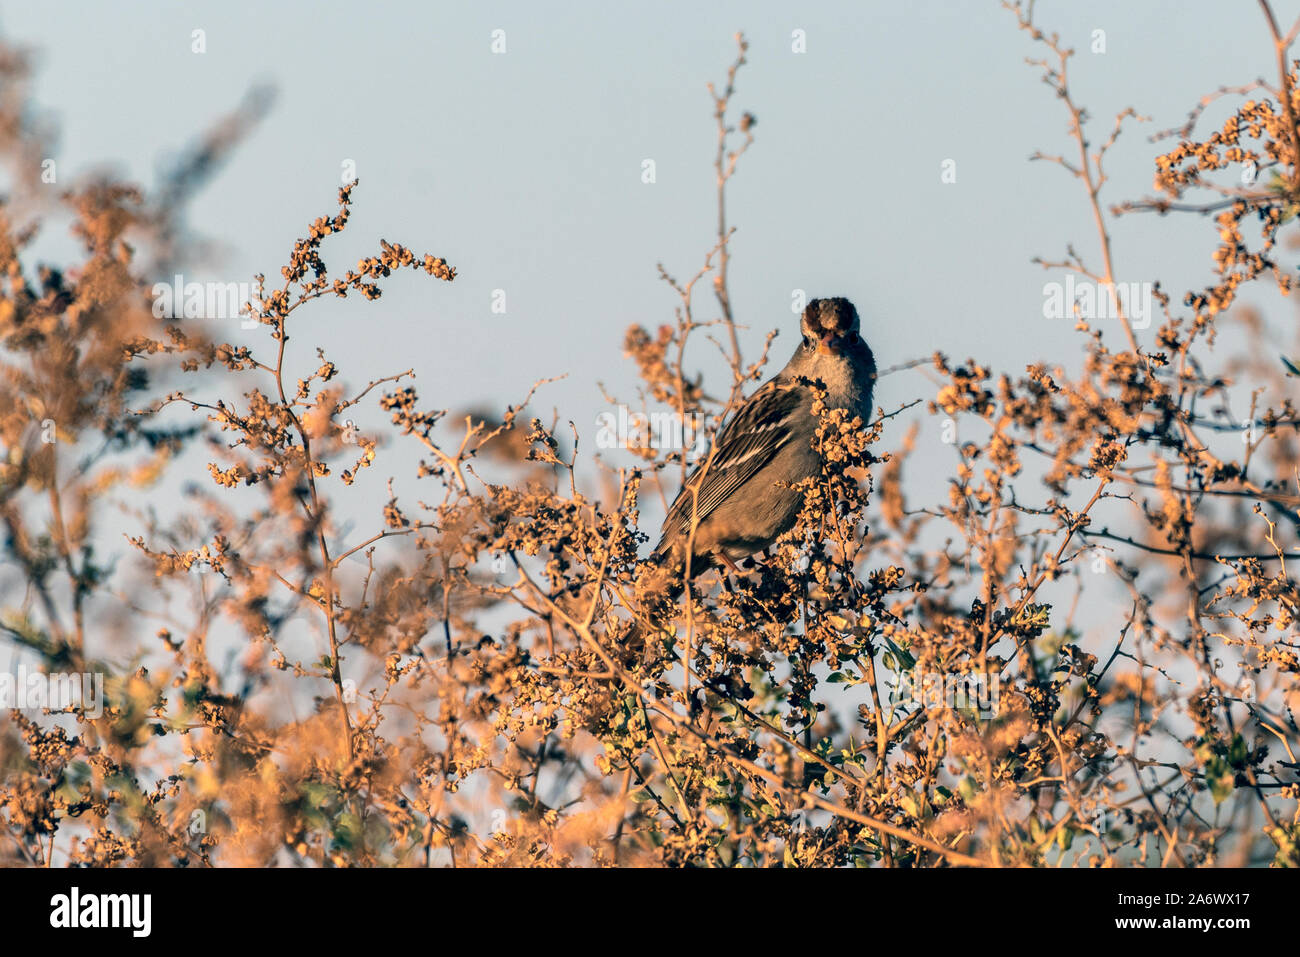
658, 378, 806, 545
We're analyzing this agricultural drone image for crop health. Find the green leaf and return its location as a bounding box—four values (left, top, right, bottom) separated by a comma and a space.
1228, 732, 1248, 767
884, 637, 916, 671
1057, 826, 1075, 851
958, 775, 978, 803
1205, 755, 1234, 805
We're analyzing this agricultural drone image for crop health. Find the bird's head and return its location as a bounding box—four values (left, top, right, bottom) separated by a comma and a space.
800, 297, 860, 356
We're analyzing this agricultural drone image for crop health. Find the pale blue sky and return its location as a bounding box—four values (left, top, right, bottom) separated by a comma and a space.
10, 1, 1298, 410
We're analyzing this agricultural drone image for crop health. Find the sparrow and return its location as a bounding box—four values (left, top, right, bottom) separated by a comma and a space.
642, 296, 876, 597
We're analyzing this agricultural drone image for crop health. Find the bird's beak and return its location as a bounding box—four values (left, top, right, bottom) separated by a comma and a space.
817, 334, 837, 355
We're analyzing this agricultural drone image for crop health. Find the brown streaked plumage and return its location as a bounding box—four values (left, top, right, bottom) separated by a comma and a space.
649, 296, 876, 580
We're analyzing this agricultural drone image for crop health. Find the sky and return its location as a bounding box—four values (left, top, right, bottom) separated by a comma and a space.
7, 1, 1298, 410
5, 0, 1300, 646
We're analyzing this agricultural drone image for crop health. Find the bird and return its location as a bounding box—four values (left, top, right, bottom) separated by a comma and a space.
631, 297, 876, 636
